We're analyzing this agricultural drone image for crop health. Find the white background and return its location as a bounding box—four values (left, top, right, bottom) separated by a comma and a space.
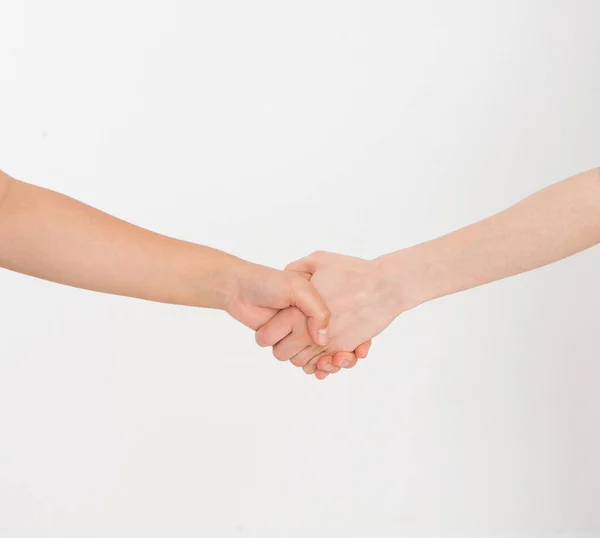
1, 1, 599, 537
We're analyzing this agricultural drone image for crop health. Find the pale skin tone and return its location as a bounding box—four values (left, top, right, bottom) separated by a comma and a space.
258, 167, 600, 380
0, 169, 370, 364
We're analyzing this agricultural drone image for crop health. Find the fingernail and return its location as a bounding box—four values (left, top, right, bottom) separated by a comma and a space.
317, 329, 328, 345
342, 360, 352, 368
323, 364, 335, 373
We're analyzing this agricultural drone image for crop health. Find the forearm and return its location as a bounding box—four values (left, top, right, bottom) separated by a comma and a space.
0, 172, 244, 309
379, 167, 600, 310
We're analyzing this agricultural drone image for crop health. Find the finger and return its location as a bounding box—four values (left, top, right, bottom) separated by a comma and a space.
316, 345, 367, 375
255, 307, 303, 347
291, 345, 318, 367
287, 343, 320, 368
315, 354, 342, 374
289, 277, 330, 347
287, 347, 325, 373
274, 338, 313, 364
246, 306, 279, 332
316, 355, 335, 373
354, 340, 372, 359
331, 352, 358, 369
302, 350, 328, 375
314, 370, 329, 381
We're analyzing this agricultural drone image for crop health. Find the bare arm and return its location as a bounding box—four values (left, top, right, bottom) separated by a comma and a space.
381, 167, 600, 309
256, 167, 600, 378
0, 172, 241, 308
0, 170, 330, 341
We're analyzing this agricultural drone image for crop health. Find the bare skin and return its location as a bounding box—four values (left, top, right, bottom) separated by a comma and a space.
0, 170, 344, 354
258, 167, 600, 379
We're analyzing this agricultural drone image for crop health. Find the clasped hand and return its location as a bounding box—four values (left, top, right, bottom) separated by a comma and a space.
229, 251, 404, 380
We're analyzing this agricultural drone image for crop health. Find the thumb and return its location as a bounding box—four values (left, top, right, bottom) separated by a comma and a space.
291, 271, 313, 282
285, 255, 318, 275
288, 276, 330, 346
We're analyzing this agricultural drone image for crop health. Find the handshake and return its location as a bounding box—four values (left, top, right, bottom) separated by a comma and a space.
0, 173, 420, 375
3, 168, 597, 372
223, 250, 415, 381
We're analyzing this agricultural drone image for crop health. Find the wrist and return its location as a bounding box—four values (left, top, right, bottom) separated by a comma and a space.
372, 245, 440, 313
188, 247, 251, 311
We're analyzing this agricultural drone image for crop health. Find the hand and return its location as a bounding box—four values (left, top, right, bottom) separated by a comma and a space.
223, 259, 370, 377
312, 345, 372, 380
223, 260, 331, 346
255, 303, 372, 380
255, 251, 405, 376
